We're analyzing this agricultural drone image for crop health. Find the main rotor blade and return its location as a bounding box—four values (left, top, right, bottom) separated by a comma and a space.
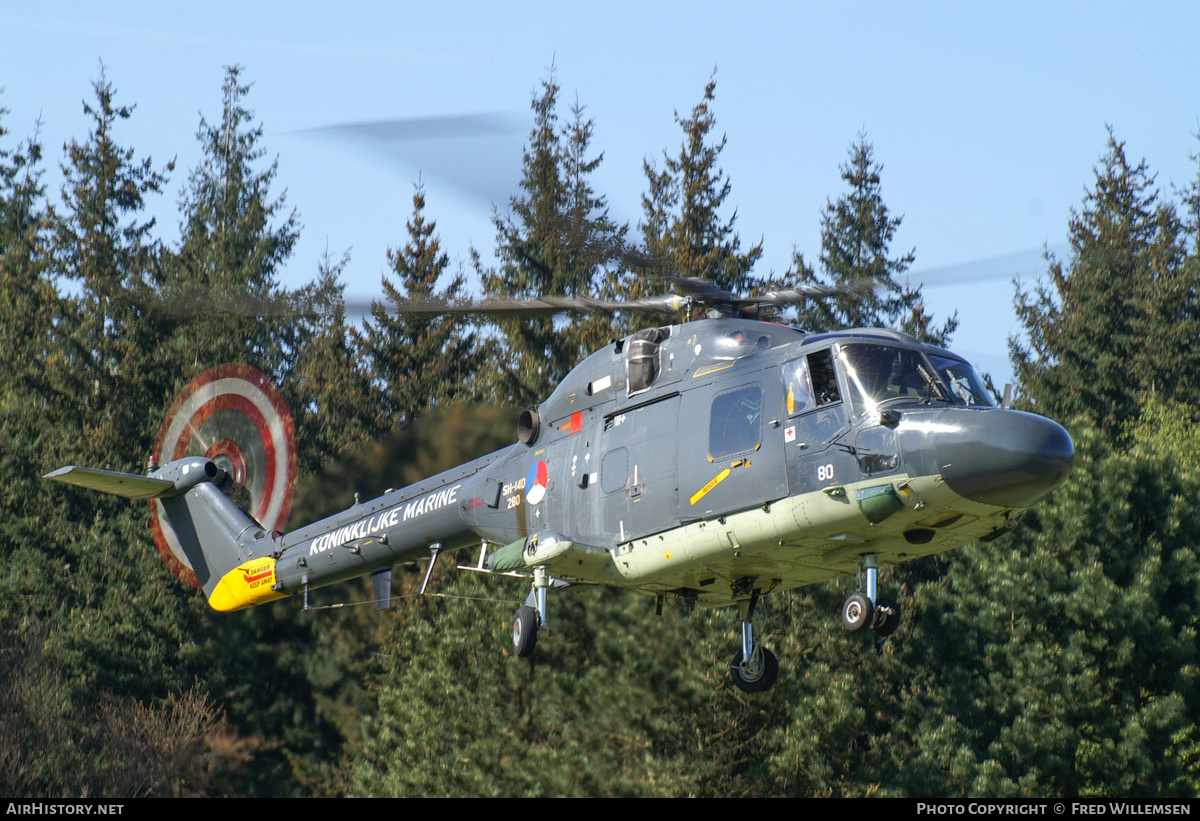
148, 285, 308, 319
911, 243, 1070, 288
144, 282, 697, 321
287, 112, 527, 212
343, 293, 696, 318
287, 112, 525, 142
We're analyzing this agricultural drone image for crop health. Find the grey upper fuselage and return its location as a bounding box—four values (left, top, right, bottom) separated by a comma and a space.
267, 318, 1074, 605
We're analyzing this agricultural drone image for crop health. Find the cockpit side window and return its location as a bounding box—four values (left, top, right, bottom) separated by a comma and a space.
809, 350, 841, 406
782, 349, 840, 417
782, 358, 814, 415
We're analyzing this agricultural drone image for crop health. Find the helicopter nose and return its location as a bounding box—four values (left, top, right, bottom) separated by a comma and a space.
934, 409, 1074, 508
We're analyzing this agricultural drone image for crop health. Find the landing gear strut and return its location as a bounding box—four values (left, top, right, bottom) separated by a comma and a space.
841, 554, 901, 637
512, 565, 550, 658
729, 589, 779, 693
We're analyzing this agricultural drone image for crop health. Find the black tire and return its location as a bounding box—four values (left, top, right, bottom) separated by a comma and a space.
842, 592, 874, 632
730, 648, 779, 693
512, 606, 539, 657
871, 598, 901, 637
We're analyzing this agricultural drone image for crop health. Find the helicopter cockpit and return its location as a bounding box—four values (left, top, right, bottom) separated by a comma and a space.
781, 349, 841, 417
925, 352, 996, 407
836, 343, 995, 414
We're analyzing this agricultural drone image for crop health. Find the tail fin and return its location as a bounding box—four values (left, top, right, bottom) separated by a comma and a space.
45, 457, 286, 611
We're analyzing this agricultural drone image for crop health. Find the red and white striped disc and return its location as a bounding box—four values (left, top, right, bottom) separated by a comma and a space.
150, 364, 297, 588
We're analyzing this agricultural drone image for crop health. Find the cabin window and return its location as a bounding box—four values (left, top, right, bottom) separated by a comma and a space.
709, 384, 763, 460
601, 448, 629, 494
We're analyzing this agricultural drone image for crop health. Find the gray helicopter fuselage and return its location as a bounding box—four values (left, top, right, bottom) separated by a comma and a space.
263, 317, 1073, 610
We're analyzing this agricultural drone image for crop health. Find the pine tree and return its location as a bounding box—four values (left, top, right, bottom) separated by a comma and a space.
359, 183, 483, 428
53, 67, 175, 466
478, 70, 623, 406
162, 68, 385, 796
290, 250, 382, 467
1011, 130, 1192, 433
816, 134, 910, 329
352, 573, 706, 797
44, 70, 203, 705
0, 110, 52, 368
0, 106, 58, 494
559, 98, 628, 353
1144, 133, 1200, 410
0, 105, 66, 796
166, 65, 299, 383
872, 411, 1200, 796
635, 72, 763, 298
1, 71, 259, 798
787, 133, 955, 344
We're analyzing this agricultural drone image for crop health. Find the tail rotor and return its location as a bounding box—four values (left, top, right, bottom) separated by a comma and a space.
151, 364, 297, 588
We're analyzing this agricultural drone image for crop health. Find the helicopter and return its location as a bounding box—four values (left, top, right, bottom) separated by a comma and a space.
44, 277, 1075, 693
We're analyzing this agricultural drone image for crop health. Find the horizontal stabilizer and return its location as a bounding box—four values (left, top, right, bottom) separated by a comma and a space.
43, 466, 174, 500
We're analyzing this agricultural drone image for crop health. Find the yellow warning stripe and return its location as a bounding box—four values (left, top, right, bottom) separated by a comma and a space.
693, 361, 735, 378
690, 468, 731, 506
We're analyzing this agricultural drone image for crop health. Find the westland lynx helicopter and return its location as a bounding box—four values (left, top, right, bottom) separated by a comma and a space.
45, 277, 1074, 693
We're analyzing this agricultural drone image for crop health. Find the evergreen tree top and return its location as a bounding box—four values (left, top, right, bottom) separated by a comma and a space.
639, 71, 762, 296
57, 67, 173, 296
360, 182, 480, 426
1010, 128, 1185, 433
177, 65, 297, 294
783, 132, 954, 346
478, 67, 623, 404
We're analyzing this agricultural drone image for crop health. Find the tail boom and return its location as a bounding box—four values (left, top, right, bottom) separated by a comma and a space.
46, 454, 499, 612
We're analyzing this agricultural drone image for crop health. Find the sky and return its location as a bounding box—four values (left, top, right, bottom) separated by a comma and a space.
3, 1, 1199, 389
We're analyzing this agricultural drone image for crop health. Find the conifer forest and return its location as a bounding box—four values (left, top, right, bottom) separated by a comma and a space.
2, 65, 1199, 798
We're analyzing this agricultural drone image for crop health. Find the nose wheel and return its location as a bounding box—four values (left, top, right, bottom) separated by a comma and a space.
841, 555, 902, 636
841, 592, 874, 631
871, 597, 901, 636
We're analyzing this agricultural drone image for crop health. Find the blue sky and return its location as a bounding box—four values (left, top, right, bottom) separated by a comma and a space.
3, 1, 1198, 388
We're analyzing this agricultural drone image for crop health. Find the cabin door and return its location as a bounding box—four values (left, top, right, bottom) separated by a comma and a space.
676, 376, 789, 522
597, 394, 681, 545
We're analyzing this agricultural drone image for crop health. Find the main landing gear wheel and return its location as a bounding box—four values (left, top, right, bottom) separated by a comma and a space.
512, 606, 539, 657
871, 598, 901, 637
730, 648, 779, 693
729, 585, 778, 693
842, 592, 874, 632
